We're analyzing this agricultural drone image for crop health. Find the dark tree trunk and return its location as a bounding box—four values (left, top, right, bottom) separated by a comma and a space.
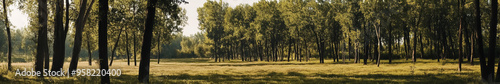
134, 29, 137, 66
98, 0, 110, 83
474, 0, 487, 81
69, 0, 96, 73
389, 21, 393, 64
87, 33, 92, 66
470, 31, 474, 65
109, 27, 125, 66
458, 0, 464, 72
157, 31, 161, 64
288, 40, 291, 62
413, 30, 417, 63
364, 26, 368, 65
35, 0, 48, 75
138, 0, 157, 82
492, 0, 499, 81
126, 28, 130, 65
3, 0, 11, 71
51, 0, 66, 71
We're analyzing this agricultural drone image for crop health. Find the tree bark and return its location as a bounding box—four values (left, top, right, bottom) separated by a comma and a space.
51, 0, 66, 71
35, 0, 48, 75
474, 0, 487, 81
69, 0, 96, 73
157, 31, 161, 64
491, 0, 499, 81
458, 0, 464, 72
98, 0, 110, 83
138, 0, 157, 82
134, 28, 137, 66
126, 28, 130, 65
109, 27, 125, 66
87, 33, 92, 66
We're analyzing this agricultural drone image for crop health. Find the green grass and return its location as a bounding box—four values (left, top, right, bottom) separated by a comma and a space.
0, 58, 482, 84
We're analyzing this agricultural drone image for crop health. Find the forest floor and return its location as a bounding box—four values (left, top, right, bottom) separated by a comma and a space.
0, 58, 482, 84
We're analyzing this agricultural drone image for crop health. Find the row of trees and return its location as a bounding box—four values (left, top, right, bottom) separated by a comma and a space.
0, 0, 187, 83
197, 0, 499, 82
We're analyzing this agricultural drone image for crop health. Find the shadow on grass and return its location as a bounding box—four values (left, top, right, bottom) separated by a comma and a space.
0, 71, 480, 84
154, 71, 479, 84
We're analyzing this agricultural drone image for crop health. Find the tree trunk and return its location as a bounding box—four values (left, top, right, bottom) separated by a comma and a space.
87, 33, 92, 66
458, 0, 464, 72
98, 0, 110, 83
3, 0, 12, 71
126, 28, 130, 65
375, 24, 381, 67
69, 0, 96, 73
51, 0, 66, 71
470, 31, 474, 65
413, 29, 417, 63
157, 31, 161, 64
134, 28, 137, 66
138, 0, 157, 82
389, 22, 393, 64
491, 0, 499, 81
474, 0, 487, 81
35, 0, 48, 74
364, 27, 369, 65
109, 27, 125, 66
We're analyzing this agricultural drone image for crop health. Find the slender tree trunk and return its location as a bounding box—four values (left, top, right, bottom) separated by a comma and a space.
69, 0, 96, 73
134, 29, 137, 66
364, 26, 368, 65
138, 0, 157, 82
109, 27, 125, 66
35, 0, 48, 75
474, 0, 487, 81
3, 0, 11, 71
389, 21, 393, 64
98, 0, 110, 83
288, 40, 291, 62
413, 29, 417, 63
470, 31, 474, 65
458, 0, 464, 72
375, 24, 381, 67
157, 31, 161, 64
87, 33, 92, 66
126, 28, 130, 65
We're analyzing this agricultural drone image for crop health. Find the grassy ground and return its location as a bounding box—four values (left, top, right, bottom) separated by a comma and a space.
0, 58, 482, 84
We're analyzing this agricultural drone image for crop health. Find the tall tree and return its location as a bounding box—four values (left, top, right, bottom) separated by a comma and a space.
51, 0, 68, 71
458, 0, 464, 72
492, 0, 499, 81
98, 0, 110, 83
138, 0, 157, 82
3, 0, 11, 70
69, 0, 96, 73
474, 0, 487, 81
35, 0, 48, 74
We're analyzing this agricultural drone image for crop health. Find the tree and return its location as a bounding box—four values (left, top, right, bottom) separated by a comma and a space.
98, 0, 110, 83
492, 0, 499, 81
138, 0, 157, 82
51, 0, 68, 71
474, 0, 487, 81
458, 0, 464, 72
3, 0, 12, 70
68, 0, 96, 73
198, 0, 227, 62
35, 0, 48, 75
